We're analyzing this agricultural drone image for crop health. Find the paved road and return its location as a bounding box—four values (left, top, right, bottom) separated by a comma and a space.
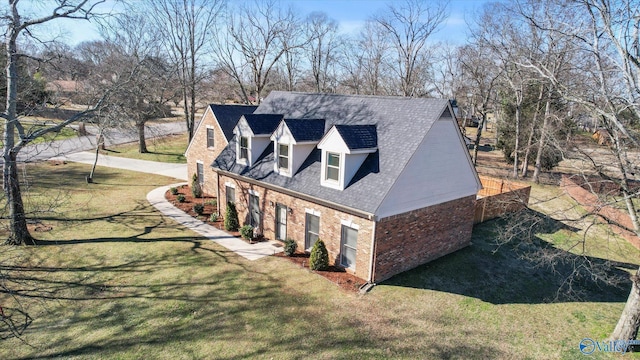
56, 151, 188, 180
13, 121, 187, 163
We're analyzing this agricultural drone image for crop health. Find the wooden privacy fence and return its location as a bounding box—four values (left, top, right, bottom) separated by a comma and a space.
474, 175, 531, 224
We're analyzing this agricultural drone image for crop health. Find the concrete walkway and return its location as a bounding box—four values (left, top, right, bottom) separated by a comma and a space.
147, 184, 283, 260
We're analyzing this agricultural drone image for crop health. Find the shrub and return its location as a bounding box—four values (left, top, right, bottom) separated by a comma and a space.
193, 203, 204, 216
207, 199, 217, 208
191, 173, 203, 198
309, 239, 329, 271
224, 202, 239, 231
209, 213, 219, 222
283, 238, 297, 256
177, 194, 186, 203
170, 187, 178, 195
240, 224, 254, 240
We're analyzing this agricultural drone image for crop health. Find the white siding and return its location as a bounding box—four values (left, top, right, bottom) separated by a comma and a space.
292, 143, 316, 174
344, 153, 368, 187
375, 118, 481, 219
250, 137, 271, 165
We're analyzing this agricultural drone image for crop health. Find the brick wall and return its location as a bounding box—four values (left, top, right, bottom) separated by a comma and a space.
373, 195, 476, 282
217, 174, 375, 280
561, 175, 640, 249
186, 109, 229, 196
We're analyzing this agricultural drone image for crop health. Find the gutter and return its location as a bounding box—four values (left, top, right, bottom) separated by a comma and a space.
214, 168, 376, 221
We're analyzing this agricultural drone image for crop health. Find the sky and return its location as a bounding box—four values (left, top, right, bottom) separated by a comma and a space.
28, 0, 489, 47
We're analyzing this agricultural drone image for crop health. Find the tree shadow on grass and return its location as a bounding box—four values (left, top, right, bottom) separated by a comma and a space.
383, 210, 636, 305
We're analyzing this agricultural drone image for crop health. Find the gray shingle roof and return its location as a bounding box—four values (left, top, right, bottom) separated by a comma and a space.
213, 91, 451, 214
284, 119, 326, 142
209, 104, 258, 141
334, 125, 377, 150
243, 114, 283, 135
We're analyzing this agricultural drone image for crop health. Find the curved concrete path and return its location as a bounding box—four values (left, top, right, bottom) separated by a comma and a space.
147, 184, 283, 260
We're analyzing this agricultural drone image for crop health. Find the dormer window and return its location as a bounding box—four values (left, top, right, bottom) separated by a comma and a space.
239, 136, 249, 161
325, 152, 340, 182
318, 125, 377, 190
278, 143, 290, 171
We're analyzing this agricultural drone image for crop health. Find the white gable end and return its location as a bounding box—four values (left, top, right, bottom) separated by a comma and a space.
317, 127, 350, 153
375, 117, 481, 219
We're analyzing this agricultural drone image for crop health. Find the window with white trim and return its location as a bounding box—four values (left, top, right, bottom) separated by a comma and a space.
225, 185, 235, 205
206, 127, 214, 148
239, 136, 249, 161
340, 225, 358, 269
196, 162, 204, 185
325, 152, 340, 182
278, 143, 289, 171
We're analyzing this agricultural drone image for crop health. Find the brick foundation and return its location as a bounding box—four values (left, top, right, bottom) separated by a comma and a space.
217, 174, 375, 280
372, 195, 476, 282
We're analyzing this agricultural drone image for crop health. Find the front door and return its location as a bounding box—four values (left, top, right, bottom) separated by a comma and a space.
249, 194, 261, 229
305, 213, 320, 250
275, 204, 287, 240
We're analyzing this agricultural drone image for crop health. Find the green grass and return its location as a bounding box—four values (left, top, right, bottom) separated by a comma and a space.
0, 163, 638, 359
100, 133, 188, 163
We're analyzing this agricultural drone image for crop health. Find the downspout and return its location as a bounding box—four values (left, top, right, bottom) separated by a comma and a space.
361, 218, 378, 294
216, 170, 220, 215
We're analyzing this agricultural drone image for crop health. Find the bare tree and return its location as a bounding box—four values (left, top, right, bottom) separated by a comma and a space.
99, 10, 174, 154
304, 12, 342, 93
150, 0, 223, 142
1, 0, 111, 245
509, 0, 640, 343
215, 0, 302, 104
373, 0, 447, 96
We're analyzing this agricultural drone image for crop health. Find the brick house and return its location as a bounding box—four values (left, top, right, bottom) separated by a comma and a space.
185, 104, 257, 195
189, 91, 482, 283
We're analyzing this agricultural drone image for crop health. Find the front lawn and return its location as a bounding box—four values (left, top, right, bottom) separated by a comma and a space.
0, 162, 636, 359
100, 133, 188, 163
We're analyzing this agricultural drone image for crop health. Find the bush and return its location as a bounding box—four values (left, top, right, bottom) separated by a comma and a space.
283, 238, 297, 256
170, 187, 178, 195
207, 199, 217, 208
224, 202, 239, 231
191, 173, 203, 198
209, 213, 219, 222
193, 203, 204, 216
309, 239, 329, 271
240, 224, 254, 240
177, 194, 186, 203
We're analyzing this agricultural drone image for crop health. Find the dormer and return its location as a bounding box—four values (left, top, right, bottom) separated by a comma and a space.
232, 114, 283, 167
317, 125, 377, 190
270, 119, 326, 177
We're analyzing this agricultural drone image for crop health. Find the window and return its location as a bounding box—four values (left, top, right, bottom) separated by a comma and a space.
340, 225, 358, 269
249, 193, 260, 228
196, 162, 204, 184
239, 136, 249, 160
305, 213, 320, 250
275, 204, 287, 240
206, 128, 214, 148
278, 143, 289, 171
225, 185, 235, 205
326, 152, 340, 182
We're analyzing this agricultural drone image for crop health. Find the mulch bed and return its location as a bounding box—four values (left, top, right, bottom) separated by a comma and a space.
164, 184, 365, 292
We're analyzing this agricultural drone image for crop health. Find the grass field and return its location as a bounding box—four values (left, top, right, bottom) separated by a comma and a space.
100, 133, 188, 163
0, 162, 638, 359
